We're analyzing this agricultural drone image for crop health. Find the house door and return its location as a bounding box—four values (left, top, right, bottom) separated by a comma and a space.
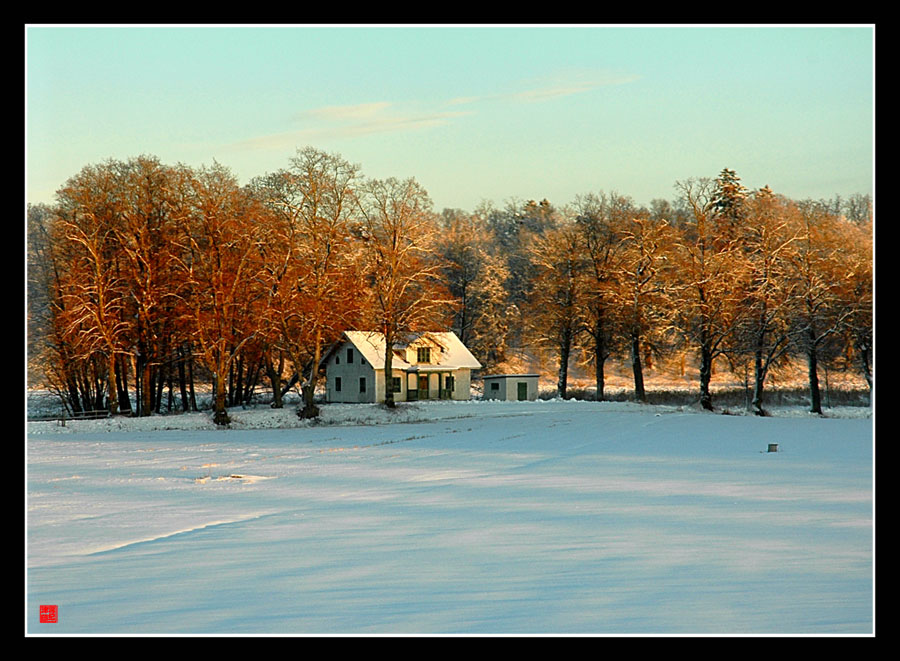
444, 374, 455, 399
418, 375, 429, 400
517, 382, 528, 401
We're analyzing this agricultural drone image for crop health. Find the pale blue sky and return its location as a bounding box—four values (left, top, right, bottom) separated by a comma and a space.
26, 25, 874, 213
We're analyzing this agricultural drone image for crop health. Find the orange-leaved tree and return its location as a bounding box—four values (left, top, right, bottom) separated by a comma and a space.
252, 147, 369, 418
355, 176, 455, 408
172, 163, 272, 426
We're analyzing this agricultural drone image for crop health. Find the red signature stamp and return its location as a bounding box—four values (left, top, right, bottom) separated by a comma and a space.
39, 605, 58, 623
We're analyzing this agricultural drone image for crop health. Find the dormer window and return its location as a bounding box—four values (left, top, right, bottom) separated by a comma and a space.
417, 347, 431, 363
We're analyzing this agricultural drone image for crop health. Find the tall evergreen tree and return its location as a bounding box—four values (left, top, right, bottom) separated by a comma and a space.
673, 177, 752, 410
710, 168, 749, 245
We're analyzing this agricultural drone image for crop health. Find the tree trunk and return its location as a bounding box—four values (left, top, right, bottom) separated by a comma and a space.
227, 355, 237, 407
93, 367, 105, 411
280, 372, 300, 399
299, 381, 319, 419
299, 334, 322, 419
155, 363, 166, 414
593, 323, 606, 402
213, 366, 230, 426
856, 338, 872, 393
557, 328, 571, 399
167, 368, 175, 412
140, 355, 153, 417
148, 366, 156, 413
133, 355, 141, 416
266, 350, 284, 409
698, 342, 714, 411
81, 368, 94, 412
187, 349, 198, 412
115, 354, 132, 414
78, 369, 91, 413
383, 328, 395, 408
241, 358, 257, 406
630, 331, 645, 402
65, 371, 82, 414
234, 355, 245, 405
807, 331, 822, 414
751, 348, 767, 416
178, 345, 190, 412
106, 354, 119, 416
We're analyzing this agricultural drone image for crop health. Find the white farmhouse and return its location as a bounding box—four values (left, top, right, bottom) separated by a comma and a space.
322, 331, 482, 404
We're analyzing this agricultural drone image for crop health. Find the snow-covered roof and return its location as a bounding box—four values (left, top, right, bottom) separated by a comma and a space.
332, 331, 482, 371
341, 331, 409, 369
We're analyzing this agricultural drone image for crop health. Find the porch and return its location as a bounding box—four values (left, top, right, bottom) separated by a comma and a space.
402, 369, 456, 401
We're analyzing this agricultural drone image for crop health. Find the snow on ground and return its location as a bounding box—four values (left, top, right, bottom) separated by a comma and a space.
26, 399, 874, 635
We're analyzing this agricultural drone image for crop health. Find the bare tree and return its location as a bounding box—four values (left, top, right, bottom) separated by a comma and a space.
614, 215, 676, 402
111, 156, 184, 415
27, 203, 56, 385
525, 215, 584, 399
572, 192, 631, 401
736, 186, 804, 415
355, 177, 454, 408
52, 162, 133, 415
253, 147, 368, 419
786, 201, 865, 413
172, 163, 271, 426
832, 216, 873, 393
672, 177, 752, 410
436, 209, 514, 370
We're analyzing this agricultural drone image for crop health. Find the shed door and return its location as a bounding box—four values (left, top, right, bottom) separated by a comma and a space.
517, 382, 528, 401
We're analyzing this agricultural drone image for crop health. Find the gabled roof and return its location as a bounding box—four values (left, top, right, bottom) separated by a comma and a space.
343, 331, 409, 369
324, 331, 482, 371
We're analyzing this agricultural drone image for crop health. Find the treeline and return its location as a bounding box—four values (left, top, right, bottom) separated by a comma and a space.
27, 149, 455, 423
438, 172, 872, 415
27, 149, 872, 421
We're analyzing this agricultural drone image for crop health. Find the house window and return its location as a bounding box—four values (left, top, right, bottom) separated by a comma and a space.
335, 355, 340, 364
391, 377, 402, 394
417, 347, 431, 363
335, 377, 342, 392
359, 377, 366, 393
490, 382, 500, 391
347, 348, 354, 363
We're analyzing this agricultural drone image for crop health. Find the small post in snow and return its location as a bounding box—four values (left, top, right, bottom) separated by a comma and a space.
767, 443, 778, 453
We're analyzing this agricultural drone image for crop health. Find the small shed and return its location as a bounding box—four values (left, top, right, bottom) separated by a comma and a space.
482, 374, 540, 401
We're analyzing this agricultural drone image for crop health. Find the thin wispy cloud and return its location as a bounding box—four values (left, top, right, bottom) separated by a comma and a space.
304, 102, 392, 121
299, 101, 472, 133
232, 102, 473, 151
326, 108, 474, 137
447, 69, 639, 107
232, 70, 637, 152
446, 96, 483, 107
513, 71, 641, 103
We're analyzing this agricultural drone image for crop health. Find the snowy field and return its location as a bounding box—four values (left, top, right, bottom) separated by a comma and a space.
26, 399, 874, 635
